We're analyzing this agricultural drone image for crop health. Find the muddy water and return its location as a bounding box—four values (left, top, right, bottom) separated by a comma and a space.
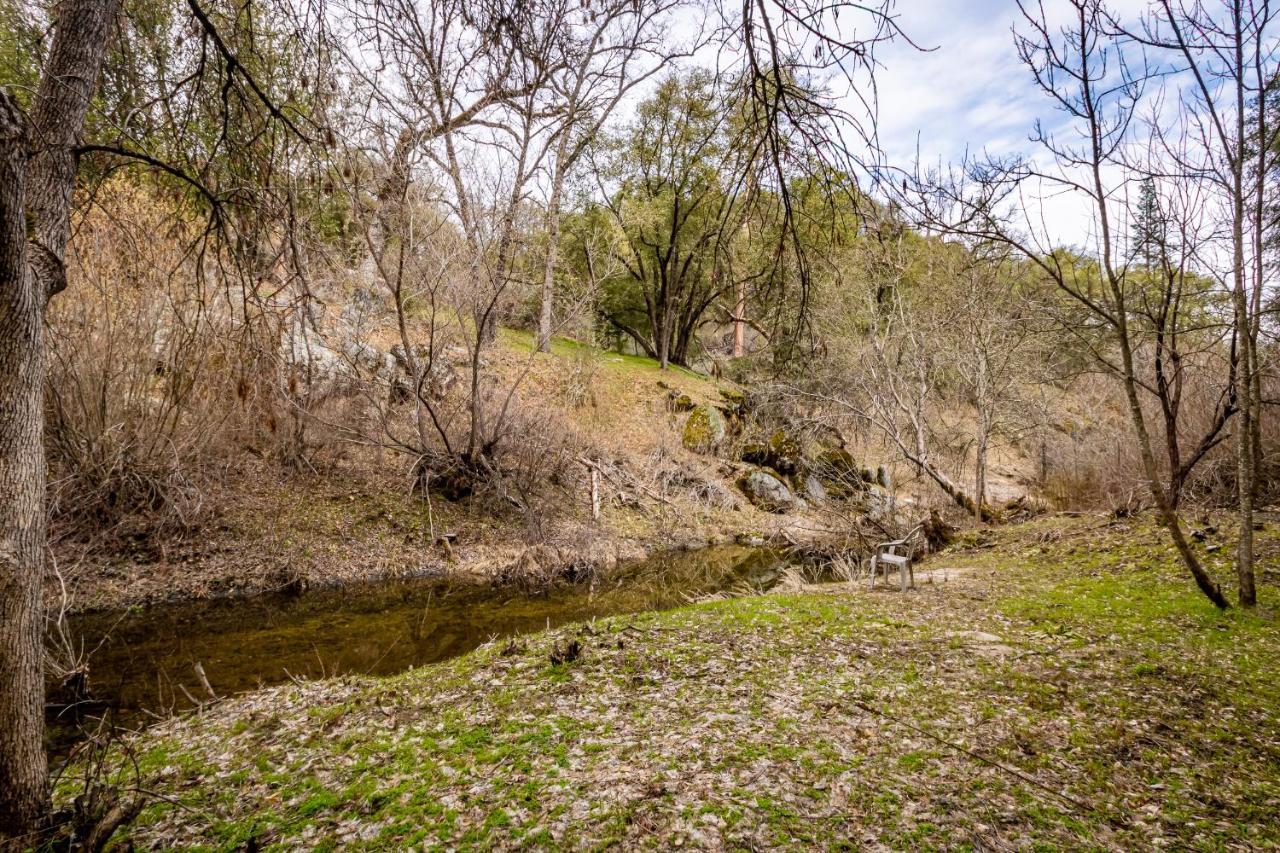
52, 546, 793, 748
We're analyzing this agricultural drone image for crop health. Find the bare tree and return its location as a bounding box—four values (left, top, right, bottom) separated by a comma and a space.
856, 288, 996, 519
1115, 0, 1278, 604
787, 219, 1000, 519
535, 0, 685, 353
943, 250, 1038, 520
907, 0, 1231, 607
1125, 168, 1236, 509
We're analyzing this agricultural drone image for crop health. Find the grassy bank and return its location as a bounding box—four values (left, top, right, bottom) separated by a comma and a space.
73, 515, 1279, 850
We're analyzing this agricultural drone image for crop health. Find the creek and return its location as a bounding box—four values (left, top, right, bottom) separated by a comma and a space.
50, 545, 801, 753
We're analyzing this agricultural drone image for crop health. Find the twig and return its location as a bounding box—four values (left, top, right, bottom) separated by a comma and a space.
193, 661, 218, 702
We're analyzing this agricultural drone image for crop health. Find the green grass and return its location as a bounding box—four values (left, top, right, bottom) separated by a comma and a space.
63, 515, 1280, 850
498, 327, 707, 380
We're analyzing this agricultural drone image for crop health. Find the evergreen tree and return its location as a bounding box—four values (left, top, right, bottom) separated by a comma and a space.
1131, 177, 1168, 271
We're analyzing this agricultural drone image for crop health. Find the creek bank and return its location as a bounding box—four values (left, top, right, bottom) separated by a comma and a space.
49, 350, 926, 615
49, 515, 804, 616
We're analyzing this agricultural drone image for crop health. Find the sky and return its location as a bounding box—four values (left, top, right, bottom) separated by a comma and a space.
869, 0, 1153, 248
873, 0, 1046, 169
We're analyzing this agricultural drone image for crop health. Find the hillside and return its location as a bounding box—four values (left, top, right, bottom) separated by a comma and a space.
55, 333, 854, 612
69, 514, 1280, 850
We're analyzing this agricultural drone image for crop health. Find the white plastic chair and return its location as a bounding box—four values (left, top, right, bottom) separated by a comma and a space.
869, 525, 922, 592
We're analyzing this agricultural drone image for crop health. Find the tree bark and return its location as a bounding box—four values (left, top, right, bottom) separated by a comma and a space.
537, 165, 565, 354
0, 91, 48, 846
914, 454, 993, 522
1117, 317, 1230, 610
27, 0, 116, 298
732, 276, 746, 358
0, 0, 119, 839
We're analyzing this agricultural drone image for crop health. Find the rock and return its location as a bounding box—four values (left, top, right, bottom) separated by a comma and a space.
344, 341, 395, 379
668, 391, 696, 412
740, 428, 804, 474
864, 485, 895, 521
740, 441, 769, 467
816, 447, 859, 477
682, 405, 726, 454
739, 469, 803, 513
801, 474, 828, 506
718, 387, 749, 416
945, 630, 1014, 658
812, 448, 872, 497
766, 429, 803, 475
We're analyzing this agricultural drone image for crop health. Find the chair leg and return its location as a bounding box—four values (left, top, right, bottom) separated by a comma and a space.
899, 561, 907, 592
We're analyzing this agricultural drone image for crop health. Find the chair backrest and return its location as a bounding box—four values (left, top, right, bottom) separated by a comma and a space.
878, 524, 924, 558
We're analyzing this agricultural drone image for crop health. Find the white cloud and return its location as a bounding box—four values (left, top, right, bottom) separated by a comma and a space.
864, 0, 1159, 249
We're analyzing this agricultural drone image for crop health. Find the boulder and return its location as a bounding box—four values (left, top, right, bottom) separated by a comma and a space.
345, 341, 395, 380
801, 474, 828, 506
718, 387, 749, 416
766, 429, 803, 475
740, 428, 804, 474
740, 440, 770, 467
739, 469, 803, 513
816, 447, 857, 475
682, 405, 726, 454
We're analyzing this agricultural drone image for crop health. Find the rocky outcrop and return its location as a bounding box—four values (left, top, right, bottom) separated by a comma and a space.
864, 485, 895, 521
741, 429, 803, 475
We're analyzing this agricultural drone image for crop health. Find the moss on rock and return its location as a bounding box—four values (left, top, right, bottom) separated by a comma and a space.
682, 405, 726, 455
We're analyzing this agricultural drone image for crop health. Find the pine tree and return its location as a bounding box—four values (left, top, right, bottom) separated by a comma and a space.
1131, 177, 1167, 271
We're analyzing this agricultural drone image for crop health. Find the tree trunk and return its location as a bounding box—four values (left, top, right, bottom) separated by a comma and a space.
1234, 316, 1256, 607
1232, 195, 1257, 607
904, 446, 993, 523
732, 277, 746, 358
974, 432, 988, 523
1117, 317, 1230, 609
537, 169, 565, 354
0, 0, 119, 839
656, 311, 669, 370
1229, 13, 1256, 608
0, 92, 48, 845
927, 462, 992, 522
974, 351, 990, 522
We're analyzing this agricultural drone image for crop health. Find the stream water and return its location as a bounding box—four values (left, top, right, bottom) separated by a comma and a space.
50, 545, 796, 752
